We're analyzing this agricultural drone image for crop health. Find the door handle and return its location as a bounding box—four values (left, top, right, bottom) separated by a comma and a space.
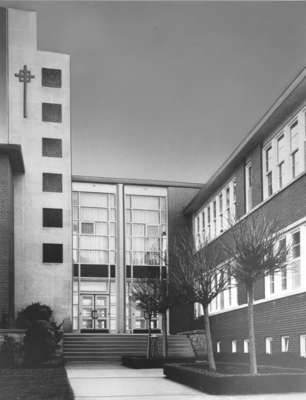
91, 310, 98, 319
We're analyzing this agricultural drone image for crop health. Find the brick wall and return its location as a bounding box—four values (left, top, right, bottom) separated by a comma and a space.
0, 154, 14, 325
210, 292, 306, 354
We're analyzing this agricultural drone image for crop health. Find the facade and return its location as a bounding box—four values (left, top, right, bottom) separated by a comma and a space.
0, 8, 201, 333
186, 68, 306, 356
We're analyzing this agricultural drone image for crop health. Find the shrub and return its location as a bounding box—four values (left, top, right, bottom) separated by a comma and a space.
16, 302, 63, 366
16, 302, 52, 329
0, 335, 24, 368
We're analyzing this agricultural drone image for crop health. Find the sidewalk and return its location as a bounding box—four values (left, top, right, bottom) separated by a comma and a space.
65, 362, 306, 400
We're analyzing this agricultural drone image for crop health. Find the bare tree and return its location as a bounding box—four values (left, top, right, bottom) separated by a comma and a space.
169, 228, 229, 371
132, 278, 174, 359
222, 215, 287, 374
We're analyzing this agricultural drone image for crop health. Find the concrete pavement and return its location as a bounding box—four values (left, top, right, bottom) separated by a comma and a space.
65, 362, 306, 400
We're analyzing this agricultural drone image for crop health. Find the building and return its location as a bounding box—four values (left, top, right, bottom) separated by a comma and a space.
185, 67, 306, 357
0, 7, 201, 334
2, 6, 306, 357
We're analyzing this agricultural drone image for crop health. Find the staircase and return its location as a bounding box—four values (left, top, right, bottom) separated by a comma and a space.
63, 334, 195, 362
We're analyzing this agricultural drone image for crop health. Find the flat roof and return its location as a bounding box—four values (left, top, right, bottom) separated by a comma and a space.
72, 175, 203, 189
185, 67, 306, 215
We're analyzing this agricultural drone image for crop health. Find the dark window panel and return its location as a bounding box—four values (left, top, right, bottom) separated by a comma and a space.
43, 243, 63, 263
43, 208, 63, 228
126, 265, 131, 278
42, 103, 62, 123
73, 264, 79, 277
42, 138, 62, 158
43, 173, 62, 192
133, 266, 160, 279
110, 265, 116, 278
42, 68, 62, 88
80, 264, 108, 277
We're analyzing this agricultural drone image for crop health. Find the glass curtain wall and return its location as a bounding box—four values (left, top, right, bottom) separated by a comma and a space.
72, 189, 117, 332
125, 193, 168, 332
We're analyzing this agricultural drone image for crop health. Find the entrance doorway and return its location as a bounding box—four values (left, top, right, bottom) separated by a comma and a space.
80, 294, 109, 332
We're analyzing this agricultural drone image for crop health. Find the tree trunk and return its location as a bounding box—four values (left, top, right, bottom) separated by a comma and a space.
162, 311, 168, 359
247, 284, 257, 375
147, 315, 152, 360
203, 304, 216, 372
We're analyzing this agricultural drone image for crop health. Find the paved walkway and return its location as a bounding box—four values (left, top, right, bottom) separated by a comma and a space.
66, 362, 306, 400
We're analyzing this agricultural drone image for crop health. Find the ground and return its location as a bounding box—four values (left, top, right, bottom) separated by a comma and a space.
0, 367, 74, 400
66, 362, 306, 400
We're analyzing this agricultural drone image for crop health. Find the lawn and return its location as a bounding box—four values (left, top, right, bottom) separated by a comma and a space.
0, 367, 74, 400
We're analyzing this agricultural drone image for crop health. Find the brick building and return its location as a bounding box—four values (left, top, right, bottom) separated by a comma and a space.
185, 67, 306, 357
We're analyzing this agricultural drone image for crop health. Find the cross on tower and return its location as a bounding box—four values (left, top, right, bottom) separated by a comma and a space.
15, 65, 35, 118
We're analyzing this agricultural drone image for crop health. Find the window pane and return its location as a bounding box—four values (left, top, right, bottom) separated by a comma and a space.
80, 207, 108, 221
109, 223, 116, 236
110, 209, 116, 220
42, 103, 62, 123
43, 243, 63, 263
80, 193, 108, 207
42, 68, 62, 88
132, 196, 159, 210
43, 208, 63, 227
72, 192, 78, 206
132, 224, 145, 236
146, 238, 160, 252
147, 225, 159, 237
109, 237, 115, 251
277, 135, 285, 162
79, 250, 108, 264
73, 221, 79, 233
109, 194, 115, 208
42, 138, 62, 157
43, 173, 62, 192
133, 238, 145, 251
81, 222, 94, 234
290, 121, 299, 151
96, 222, 108, 235
80, 236, 108, 250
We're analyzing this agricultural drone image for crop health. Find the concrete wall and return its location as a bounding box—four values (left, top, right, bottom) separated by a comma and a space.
0, 154, 14, 325
7, 9, 72, 327
167, 186, 200, 333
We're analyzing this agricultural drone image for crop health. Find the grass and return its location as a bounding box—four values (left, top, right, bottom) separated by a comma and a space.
0, 367, 74, 400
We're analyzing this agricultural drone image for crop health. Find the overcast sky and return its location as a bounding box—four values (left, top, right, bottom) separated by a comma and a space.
1, 1, 306, 183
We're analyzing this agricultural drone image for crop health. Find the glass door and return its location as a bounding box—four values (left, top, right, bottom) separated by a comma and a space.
80, 295, 94, 330
80, 294, 109, 332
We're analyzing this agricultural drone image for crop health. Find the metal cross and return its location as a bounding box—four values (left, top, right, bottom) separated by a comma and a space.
15, 65, 35, 118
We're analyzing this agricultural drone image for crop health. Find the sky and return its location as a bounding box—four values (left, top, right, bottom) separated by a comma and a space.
1, 1, 306, 183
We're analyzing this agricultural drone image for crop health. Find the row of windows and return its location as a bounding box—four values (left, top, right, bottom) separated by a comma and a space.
195, 227, 303, 315
194, 179, 236, 249
263, 111, 305, 200
194, 110, 306, 246
216, 334, 306, 357
41, 69, 63, 263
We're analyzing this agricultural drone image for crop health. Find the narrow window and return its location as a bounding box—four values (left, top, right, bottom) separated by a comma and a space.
280, 237, 287, 290
42, 173, 62, 192
245, 162, 252, 212
213, 200, 217, 237
219, 193, 223, 232
277, 135, 285, 189
292, 149, 299, 179
281, 336, 289, 352
216, 341, 221, 353
232, 340, 237, 353
265, 337, 273, 354
300, 335, 306, 358
267, 172, 273, 197
243, 339, 249, 353
43, 208, 63, 228
290, 121, 299, 178
226, 187, 230, 223
42, 138, 62, 157
207, 206, 211, 240
43, 243, 63, 263
201, 211, 205, 242
42, 103, 62, 123
291, 231, 301, 289
233, 180, 237, 220
270, 271, 275, 294
42, 68, 62, 88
